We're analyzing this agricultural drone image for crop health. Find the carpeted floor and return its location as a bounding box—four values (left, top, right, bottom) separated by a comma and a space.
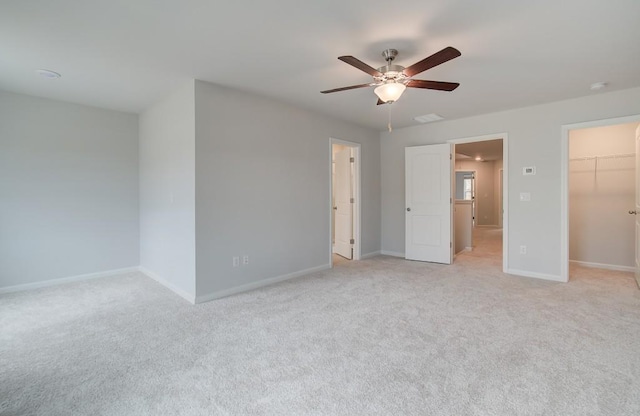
2, 229, 639, 415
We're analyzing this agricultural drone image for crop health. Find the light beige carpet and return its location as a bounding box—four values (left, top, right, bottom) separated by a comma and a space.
2, 234, 639, 415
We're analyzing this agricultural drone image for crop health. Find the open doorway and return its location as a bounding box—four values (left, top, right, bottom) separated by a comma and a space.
560, 114, 640, 286
563, 120, 638, 280
449, 135, 507, 270
330, 138, 361, 266
454, 170, 475, 253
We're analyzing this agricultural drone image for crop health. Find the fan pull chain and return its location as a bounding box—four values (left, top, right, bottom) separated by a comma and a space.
387, 103, 393, 132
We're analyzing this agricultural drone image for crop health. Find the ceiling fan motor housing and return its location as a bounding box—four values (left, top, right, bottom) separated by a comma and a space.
375, 64, 407, 85
382, 48, 398, 62
376, 49, 407, 84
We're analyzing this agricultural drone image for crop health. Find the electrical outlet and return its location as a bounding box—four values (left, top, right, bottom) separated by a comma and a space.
232, 256, 240, 267
243, 255, 249, 265
520, 245, 527, 254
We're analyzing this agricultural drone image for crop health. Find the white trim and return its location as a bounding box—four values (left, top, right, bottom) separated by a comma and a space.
448, 132, 509, 274
381, 250, 405, 258
570, 260, 635, 273
195, 263, 330, 303
361, 251, 381, 259
560, 114, 640, 282
454, 247, 473, 257
138, 267, 196, 304
455, 168, 477, 234
448, 132, 507, 145
0, 266, 139, 295
506, 268, 565, 282
498, 168, 504, 228
329, 138, 362, 267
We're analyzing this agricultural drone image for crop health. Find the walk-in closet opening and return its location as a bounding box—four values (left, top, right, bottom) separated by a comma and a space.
568, 122, 638, 275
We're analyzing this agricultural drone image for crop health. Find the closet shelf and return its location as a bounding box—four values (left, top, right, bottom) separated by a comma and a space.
569, 153, 634, 162
569, 152, 635, 175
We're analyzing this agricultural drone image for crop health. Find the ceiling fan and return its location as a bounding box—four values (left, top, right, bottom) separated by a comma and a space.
321, 47, 461, 105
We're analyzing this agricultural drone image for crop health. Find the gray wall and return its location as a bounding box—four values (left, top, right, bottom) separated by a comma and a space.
455, 160, 499, 226
139, 81, 196, 299
194, 80, 381, 298
381, 87, 640, 279
569, 122, 637, 268
0, 91, 139, 288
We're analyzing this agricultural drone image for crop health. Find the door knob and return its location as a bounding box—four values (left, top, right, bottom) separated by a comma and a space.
333, 206, 337, 210
630, 210, 638, 215
407, 207, 411, 212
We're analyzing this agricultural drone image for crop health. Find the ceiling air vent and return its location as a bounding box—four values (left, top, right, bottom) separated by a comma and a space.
413, 113, 444, 123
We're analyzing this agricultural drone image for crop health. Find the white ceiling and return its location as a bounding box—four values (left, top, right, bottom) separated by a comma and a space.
455, 139, 503, 161
1, 0, 639, 131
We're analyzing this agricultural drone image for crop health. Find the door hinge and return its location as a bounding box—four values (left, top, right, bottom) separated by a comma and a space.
450, 242, 452, 248
450, 154, 452, 160
350, 239, 355, 244
350, 157, 355, 163
450, 197, 452, 204
350, 197, 355, 203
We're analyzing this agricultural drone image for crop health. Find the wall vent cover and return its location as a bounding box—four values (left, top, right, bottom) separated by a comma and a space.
414, 113, 444, 123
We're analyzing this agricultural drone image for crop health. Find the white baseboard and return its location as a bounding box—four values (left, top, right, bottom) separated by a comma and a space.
569, 260, 634, 273
195, 263, 331, 304
0, 266, 140, 295
138, 267, 196, 304
381, 250, 405, 258
361, 251, 381, 259
506, 268, 566, 283
454, 247, 473, 255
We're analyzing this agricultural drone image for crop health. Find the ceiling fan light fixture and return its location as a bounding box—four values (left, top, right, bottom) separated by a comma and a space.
374, 82, 406, 103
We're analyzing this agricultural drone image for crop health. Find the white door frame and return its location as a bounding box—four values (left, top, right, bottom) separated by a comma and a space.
448, 133, 509, 273
329, 138, 361, 266
499, 168, 504, 228
454, 169, 477, 226
560, 114, 640, 282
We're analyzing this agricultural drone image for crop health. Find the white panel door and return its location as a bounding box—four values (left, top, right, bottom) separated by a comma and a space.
334, 147, 353, 259
405, 144, 453, 264
635, 125, 640, 288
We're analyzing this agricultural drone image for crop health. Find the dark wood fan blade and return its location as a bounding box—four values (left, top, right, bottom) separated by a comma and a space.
321, 83, 372, 94
377, 98, 385, 105
407, 79, 460, 91
338, 56, 383, 77
403, 47, 461, 77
